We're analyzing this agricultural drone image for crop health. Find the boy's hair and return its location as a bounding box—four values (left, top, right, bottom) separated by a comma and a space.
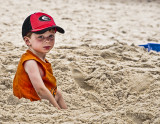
22, 12, 65, 38
26, 32, 32, 38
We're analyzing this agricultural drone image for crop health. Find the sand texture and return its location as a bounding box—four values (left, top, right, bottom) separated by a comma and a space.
0, 0, 160, 123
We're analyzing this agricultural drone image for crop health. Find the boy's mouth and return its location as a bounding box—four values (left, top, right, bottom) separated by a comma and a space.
43, 46, 51, 49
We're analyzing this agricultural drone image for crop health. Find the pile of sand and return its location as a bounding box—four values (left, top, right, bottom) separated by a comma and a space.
0, 0, 160, 123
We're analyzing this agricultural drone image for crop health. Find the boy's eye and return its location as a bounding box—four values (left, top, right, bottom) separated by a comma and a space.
38, 36, 44, 39
49, 35, 54, 39
36, 34, 55, 41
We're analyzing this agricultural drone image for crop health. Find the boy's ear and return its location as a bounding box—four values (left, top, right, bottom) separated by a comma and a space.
24, 36, 31, 46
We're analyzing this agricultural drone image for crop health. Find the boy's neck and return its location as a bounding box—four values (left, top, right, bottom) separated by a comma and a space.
28, 48, 46, 62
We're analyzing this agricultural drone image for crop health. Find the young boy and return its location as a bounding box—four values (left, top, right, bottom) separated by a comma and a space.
13, 12, 67, 109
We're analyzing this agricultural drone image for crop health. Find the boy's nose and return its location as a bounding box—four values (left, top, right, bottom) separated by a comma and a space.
44, 37, 50, 42
45, 39, 50, 42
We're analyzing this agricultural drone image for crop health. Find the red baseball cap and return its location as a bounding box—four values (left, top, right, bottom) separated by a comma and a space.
22, 12, 65, 37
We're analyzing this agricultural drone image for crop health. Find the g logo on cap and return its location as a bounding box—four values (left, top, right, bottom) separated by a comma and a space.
39, 15, 51, 21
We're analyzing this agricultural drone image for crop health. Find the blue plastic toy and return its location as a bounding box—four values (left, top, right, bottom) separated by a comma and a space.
139, 43, 160, 52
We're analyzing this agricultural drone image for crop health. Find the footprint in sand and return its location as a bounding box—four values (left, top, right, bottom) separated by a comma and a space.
70, 64, 93, 91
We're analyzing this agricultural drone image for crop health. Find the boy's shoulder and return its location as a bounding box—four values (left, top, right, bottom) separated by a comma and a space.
21, 50, 51, 66
19, 50, 41, 66
21, 50, 37, 61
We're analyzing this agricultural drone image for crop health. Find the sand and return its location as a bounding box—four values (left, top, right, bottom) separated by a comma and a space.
0, 0, 160, 123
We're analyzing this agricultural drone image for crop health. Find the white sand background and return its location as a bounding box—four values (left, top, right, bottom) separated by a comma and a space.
0, 0, 160, 123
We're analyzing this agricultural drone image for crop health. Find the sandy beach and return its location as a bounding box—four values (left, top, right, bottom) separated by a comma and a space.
0, 0, 160, 123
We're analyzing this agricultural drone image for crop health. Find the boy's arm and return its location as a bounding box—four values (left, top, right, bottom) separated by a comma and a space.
24, 60, 61, 109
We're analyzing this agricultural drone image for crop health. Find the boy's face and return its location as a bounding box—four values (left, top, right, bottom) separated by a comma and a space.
24, 30, 55, 54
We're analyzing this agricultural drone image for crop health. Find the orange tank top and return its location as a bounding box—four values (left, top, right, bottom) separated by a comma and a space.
13, 50, 57, 101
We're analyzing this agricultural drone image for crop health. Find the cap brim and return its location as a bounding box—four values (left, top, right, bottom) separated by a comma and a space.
32, 26, 65, 34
